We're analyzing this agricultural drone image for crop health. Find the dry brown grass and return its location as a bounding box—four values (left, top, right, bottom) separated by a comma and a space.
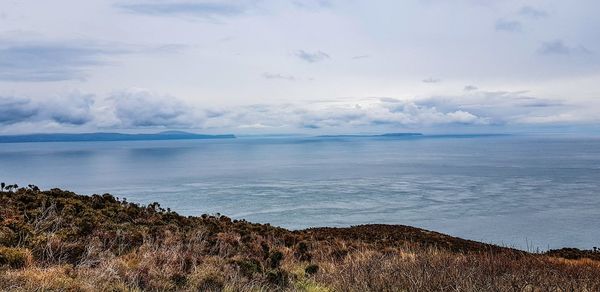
3, 244, 600, 291
313, 247, 600, 291
2, 187, 600, 291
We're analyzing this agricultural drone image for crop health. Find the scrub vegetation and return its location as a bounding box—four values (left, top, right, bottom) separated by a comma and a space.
1, 184, 600, 291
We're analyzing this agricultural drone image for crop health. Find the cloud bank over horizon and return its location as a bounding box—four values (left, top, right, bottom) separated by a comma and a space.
0, 0, 599, 134
1, 88, 595, 135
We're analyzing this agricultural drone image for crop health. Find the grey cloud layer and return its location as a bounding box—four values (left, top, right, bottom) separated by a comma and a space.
292, 0, 331, 10
262, 73, 296, 81
0, 96, 38, 124
1, 89, 591, 133
422, 78, 441, 84
0, 40, 126, 82
116, 1, 249, 18
0, 90, 199, 129
0, 37, 188, 82
108, 90, 202, 127
519, 6, 548, 18
0, 94, 94, 126
295, 50, 330, 63
538, 40, 592, 55
418, 91, 567, 124
495, 19, 522, 32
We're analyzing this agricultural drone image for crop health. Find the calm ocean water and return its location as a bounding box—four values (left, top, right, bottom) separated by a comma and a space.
1, 134, 599, 250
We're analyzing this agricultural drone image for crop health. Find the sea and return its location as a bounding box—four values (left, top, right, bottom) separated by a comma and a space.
1, 134, 599, 250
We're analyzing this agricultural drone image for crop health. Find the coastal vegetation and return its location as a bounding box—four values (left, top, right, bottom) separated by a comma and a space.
1, 184, 600, 291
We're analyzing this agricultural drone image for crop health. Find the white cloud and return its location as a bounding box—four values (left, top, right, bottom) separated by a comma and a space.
193, 98, 494, 131
2, 86, 600, 134
0, 91, 495, 133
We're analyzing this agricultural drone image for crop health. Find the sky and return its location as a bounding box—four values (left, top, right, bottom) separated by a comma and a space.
0, 0, 599, 134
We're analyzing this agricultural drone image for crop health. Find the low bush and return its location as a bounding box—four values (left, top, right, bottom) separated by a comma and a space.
0, 247, 33, 268
305, 264, 319, 275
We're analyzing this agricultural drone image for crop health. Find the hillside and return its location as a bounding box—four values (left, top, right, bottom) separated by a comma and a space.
1, 186, 600, 291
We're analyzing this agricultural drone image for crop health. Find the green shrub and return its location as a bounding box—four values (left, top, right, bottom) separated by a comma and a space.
170, 273, 187, 287
295, 241, 312, 261
269, 250, 284, 268
235, 258, 262, 277
266, 270, 289, 286
305, 264, 319, 275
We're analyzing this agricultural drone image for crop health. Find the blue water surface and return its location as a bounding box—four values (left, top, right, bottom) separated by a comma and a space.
1, 134, 599, 250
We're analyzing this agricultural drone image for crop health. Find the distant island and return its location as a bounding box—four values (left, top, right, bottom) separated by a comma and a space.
317, 132, 423, 138
0, 131, 236, 143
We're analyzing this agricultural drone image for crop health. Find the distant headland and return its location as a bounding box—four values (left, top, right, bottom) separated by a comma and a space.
0, 131, 236, 143
317, 132, 423, 138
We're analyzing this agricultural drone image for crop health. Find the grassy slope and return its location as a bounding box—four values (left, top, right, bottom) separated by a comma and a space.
1, 187, 600, 291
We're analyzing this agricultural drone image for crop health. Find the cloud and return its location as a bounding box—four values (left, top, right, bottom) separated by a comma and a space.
116, 1, 247, 18
422, 77, 441, 84
295, 50, 330, 63
0, 40, 127, 82
262, 72, 295, 81
537, 40, 592, 55
0, 96, 38, 124
0, 43, 110, 81
495, 19, 522, 32
107, 89, 201, 128
0, 92, 492, 133
351, 55, 370, 60
0, 89, 201, 131
538, 40, 569, 55
519, 6, 547, 19
147, 43, 188, 54
0, 93, 96, 127
0, 89, 596, 134
42, 93, 96, 125
516, 113, 584, 124
200, 98, 491, 130
417, 91, 569, 125
0, 36, 189, 82
464, 85, 478, 91
292, 0, 331, 10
